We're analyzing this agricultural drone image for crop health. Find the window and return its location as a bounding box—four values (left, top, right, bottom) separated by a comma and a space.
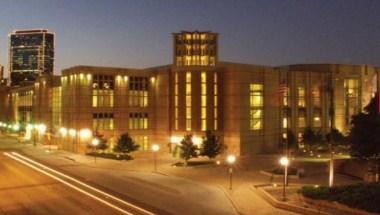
174, 72, 179, 130
92, 75, 114, 107
52, 87, 61, 127
129, 77, 149, 107
201, 72, 207, 131
250, 84, 263, 130
312, 87, 321, 107
298, 87, 305, 107
313, 109, 321, 127
93, 113, 114, 130
214, 72, 218, 130
298, 109, 306, 128
129, 113, 149, 130
186, 72, 191, 131
135, 135, 149, 151
344, 79, 359, 124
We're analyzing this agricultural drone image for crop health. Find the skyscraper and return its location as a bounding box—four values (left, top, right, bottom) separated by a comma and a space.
9, 29, 54, 86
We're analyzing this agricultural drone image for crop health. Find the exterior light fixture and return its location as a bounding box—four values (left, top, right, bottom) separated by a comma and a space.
91, 138, 99, 163
59, 127, 68, 137
151, 144, 160, 172
226, 155, 236, 190
279, 156, 289, 201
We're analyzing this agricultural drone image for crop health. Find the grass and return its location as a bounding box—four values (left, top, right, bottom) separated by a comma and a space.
298, 183, 380, 213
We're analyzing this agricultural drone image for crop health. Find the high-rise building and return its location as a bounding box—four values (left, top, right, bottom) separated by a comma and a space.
9, 29, 54, 86
173, 31, 218, 66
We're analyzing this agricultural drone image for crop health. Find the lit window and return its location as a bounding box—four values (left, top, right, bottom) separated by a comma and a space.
92, 75, 115, 107
186, 72, 192, 131
93, 113, 114, 131
129, 113, 149, 130
128, 76, 149, 107
250, 84, 263, 130
298, 87, 305, 107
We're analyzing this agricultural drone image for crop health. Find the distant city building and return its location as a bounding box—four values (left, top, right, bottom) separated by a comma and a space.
9, 29, 54, 86
0, 30, 379, 157
173, 31, 218, 66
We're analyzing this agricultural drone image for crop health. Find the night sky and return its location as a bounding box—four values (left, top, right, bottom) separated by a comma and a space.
0, 0, 380, 75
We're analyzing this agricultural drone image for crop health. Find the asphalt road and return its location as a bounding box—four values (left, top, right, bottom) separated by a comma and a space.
0, 152, 123, 215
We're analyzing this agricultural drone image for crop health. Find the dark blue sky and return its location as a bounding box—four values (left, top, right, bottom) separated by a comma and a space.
1, 0, 380, 75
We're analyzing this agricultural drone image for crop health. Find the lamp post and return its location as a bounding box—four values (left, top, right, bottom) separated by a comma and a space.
68, 129, 76, 152
280, 156, 289, 201
151, 144, 160, 172
91, 138, 99, 163
226, 155, 236, 190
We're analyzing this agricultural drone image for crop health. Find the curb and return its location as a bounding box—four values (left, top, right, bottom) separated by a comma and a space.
252, 184, 330, 215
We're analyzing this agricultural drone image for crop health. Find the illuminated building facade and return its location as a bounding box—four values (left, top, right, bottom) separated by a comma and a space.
0, 31, 380, 157
9, 29, 55, 86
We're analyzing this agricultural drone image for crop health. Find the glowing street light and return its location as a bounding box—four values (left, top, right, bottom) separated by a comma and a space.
226, 155, 236, 190
59, 127, 68, 137
151, 144, 160, 172
12, 124, 20, 132
279, 156, 289, 201
79, 129, 92, 139
38, 124, 47, 134
68, 129, 76, 137
91, 138, 99, 163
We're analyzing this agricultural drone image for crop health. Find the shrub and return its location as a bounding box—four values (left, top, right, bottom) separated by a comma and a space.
298, 183, 380, 213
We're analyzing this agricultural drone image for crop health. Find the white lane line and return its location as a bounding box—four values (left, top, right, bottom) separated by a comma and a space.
4, 152, 134, 215
10, 152, 155, 215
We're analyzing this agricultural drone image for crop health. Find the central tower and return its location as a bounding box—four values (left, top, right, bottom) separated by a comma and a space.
173, 31, 218, 67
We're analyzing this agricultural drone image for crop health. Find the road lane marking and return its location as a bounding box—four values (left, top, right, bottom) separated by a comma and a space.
10, 152, 155, 215
4, 152, 151, 215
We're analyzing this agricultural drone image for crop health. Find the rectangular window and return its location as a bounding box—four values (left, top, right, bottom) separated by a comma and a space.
214, 72, 218, 130
250, 84, 263, 130
129, 113, 149, 130
129, 76, 149, 107
344, 79, 359, 124
201, 71, 207, 131
298, 87, 305, 107
313, 109, 322, 127
93, 113, 114, 131
134, 135, 149, 151
186, 72, 192, 131
298, 109, 306, 128
174, 72, 179, 130
92, 75, 114, 107
312, 87, 321, 107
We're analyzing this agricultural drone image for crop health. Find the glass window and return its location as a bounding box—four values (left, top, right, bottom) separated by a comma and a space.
250, 84, 263, 130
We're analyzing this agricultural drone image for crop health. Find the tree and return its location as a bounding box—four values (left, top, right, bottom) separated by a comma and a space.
326, 128, 348, 146
91, 131, 108, 151
348, 93, 380, 160
286, 129, 297, 150
179, 134, 198, 165
113, 133, 139, 156
200, 130, 225, 159
302, 127, 323, 150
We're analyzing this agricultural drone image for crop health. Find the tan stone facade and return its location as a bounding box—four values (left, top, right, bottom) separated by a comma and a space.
1, 31, 380, 157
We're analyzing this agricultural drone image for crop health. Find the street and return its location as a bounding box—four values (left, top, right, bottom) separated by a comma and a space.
0, 152, 124, 215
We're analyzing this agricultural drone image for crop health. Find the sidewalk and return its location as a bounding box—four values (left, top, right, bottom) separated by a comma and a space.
0, 135, 361, 215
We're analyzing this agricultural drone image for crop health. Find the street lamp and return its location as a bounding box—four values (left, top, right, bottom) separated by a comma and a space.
226, 155, 236, 190
91, 138, 99, 163
151, 144, 160, 172
79, 129, 92, 153
279, 156, 289, 201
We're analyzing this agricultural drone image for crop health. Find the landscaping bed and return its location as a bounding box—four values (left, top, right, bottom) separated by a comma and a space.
298, 183, 380, 214
86, 152, 132, 160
